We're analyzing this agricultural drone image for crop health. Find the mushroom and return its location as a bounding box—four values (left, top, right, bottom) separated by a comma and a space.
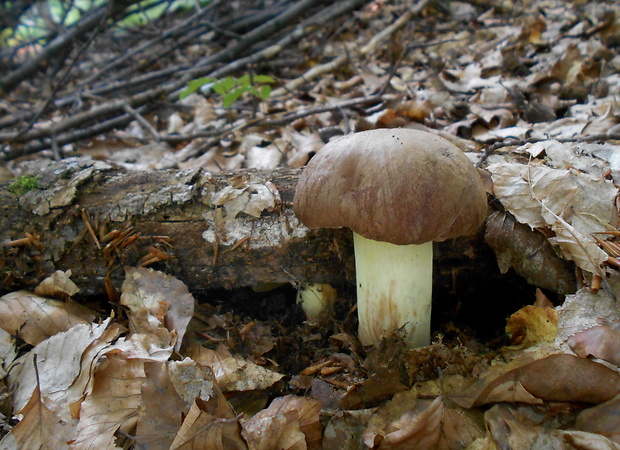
296, 283, 337, 320
293, 128, 487, 347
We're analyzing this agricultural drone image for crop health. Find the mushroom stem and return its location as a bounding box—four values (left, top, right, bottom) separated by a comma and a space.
353, 233, 432, 347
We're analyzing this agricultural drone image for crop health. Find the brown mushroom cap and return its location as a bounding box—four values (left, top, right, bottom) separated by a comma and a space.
293, 128, 488, 245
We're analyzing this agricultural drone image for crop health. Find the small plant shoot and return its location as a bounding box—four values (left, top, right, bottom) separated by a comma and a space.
180, 74, 275, 107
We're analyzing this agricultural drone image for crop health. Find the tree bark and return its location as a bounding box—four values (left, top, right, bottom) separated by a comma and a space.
0, 158, 573, 308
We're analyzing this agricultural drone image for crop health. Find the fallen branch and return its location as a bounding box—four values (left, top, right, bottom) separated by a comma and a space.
0, 0, 365, 162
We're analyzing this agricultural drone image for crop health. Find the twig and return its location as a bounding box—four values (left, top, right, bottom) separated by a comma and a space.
271, 54, 349, 98
122, 102, 161, 141
120, 93, 396, 147
360, 0, 429, 56
17, 8, 107, 140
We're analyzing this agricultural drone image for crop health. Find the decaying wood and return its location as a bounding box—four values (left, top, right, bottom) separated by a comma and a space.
0, 158, 350, 295
0, 158, 574, 304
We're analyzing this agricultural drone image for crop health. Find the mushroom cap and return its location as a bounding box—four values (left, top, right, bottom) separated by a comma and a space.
293, 128, 488, 245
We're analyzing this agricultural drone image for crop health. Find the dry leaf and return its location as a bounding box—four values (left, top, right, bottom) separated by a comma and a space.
555, 288, 620, 349
485, 403, 618, 448
242, 135, 287, 170
170, 398, 246, 450
34, 270, 79, 299
568, 320, 620, 366
211, 175, 280, 223
0, 290, 96, 346
485, 210, 576, 293
244, 411, 306, 450
135, 362, 191, 450
575, 394, 620, 443
70, 352, 146, 449
486, 401, 620, 449
375, 396, 484, 449
0, 387, 72, 449
488, 161, 616, 274
8, 319, 121, 416
452, 351, 620, 409
243, 396, 322, 450
0, 328, 16, 379
188, 345, 283, 392
135, 360, 219, 449
120, 267, 194, 352
323, 409, 376, 450
285, 131, 325, 168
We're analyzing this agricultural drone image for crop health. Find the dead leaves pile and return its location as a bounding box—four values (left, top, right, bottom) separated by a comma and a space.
86, 0, 620, 182
0, 268, 617, 448
0, 268, 321, 449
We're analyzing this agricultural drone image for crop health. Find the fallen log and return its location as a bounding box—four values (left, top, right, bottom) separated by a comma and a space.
1, 158, 355, 295
0, 158, 572, 324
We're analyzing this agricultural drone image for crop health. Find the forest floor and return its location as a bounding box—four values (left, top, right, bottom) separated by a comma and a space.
1, 0, 620, 447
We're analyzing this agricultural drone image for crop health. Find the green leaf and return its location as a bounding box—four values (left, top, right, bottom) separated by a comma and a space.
238, 74, 251, 87
179, 77, 214, 100
222, 87, 248, 108
253, 75, 275, 84
258, 84, 272, 100
218, 77, 238, 94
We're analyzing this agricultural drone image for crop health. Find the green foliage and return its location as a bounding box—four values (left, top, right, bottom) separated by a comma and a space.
8, 175, 40, 195
180, 74, 275, 107
2, 0, 212, 47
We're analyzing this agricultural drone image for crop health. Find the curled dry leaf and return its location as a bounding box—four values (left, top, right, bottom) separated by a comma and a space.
34, 269, 79, 299
70, 352, 147, 449
485, 210, 576, 293
170, 397, 245, 450
243, 395, 322, 450
451, 351, 620, 409
488, 160, 617, 274
505, 304, 558, 351
120, 267, 194, 352
0, 290, 96, 346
